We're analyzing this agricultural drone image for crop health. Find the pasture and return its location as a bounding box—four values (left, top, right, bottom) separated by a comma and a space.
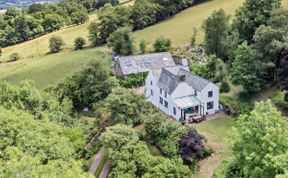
0, 47, 110, 90
133, 0, 288, 49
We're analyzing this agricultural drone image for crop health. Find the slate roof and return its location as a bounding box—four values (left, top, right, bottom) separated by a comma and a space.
115, 52, 175, 76
156, 66, 212, 94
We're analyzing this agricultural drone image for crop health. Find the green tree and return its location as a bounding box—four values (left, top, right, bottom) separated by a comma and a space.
153, 36, 171, 52
139, 39, 147, 53
53, 60, 117, 108
230, 42, 265, 92
107, 27, 134, 55
202, 9, 230, 60
232, 0, 281, 42
49, 36, 65, 53
131, 0, 160, 30
228, 100, 288, 178
71, 11, 89, 25
74, 37, 86, 50
88, 22, 101, 46
42, 14, 64, 32
95, 87, 148, 126
190, 27, 198, 47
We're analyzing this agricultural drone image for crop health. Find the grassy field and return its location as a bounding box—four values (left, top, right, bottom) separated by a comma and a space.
194, 117, 235, 178
0, 47, 110, 90
133, 0, 288, 49
0, 13, 98, 62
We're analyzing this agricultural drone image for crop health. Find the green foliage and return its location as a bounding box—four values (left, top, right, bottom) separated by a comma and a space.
118, 72, 147, 88
49, 36, 65, 53
94, 87, 149, 126
0, 108, 92, 178
107, 27, 134, 55
131, 0, 160, 30
202, 9, 230, 60
139, 39, 147, 53
52, 60, 117, 108
153, 36, 171, 52
88, 5, 132, 46
0, 81, 75, 126
219, 96, 253, 115
100, 124, 193, 177
8, 52, 20, 62
232, 0, 281, 42
230, 42, 265, 92
190, 27, 198, 47
228, 100, 288, 178
191, 55, 227, 83
71, 11, 89, 25
270, 92, 288, 110
220, 80, 230, 93
0, 1, 98, 47
74, 37, 86, 50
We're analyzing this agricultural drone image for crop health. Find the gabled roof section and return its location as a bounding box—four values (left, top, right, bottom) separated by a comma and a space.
153, 66, 213, 94
177, 68, 210, 91
116, 52, 175, 76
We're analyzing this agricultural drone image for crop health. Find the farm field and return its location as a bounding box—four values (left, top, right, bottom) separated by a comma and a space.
0, 47, 110, 90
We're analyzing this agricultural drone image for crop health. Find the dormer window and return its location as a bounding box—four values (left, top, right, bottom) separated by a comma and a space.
194, 90, 197, 96
164, 92, 167, 98
150, 81, 153, 85
160, 88, 162, 94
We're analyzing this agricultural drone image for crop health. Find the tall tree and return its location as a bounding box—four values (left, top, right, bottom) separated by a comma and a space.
232, 0, 281, 42
228, 100, 288, 178
202, 9, 230, 60
230, 42, 265, 92
107, 27, 134, 55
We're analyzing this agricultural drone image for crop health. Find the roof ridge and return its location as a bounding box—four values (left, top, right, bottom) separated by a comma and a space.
178, 68, 212, 83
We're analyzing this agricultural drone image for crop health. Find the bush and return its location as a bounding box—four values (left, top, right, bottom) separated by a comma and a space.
153, 36, 171, 52
118, 72, 147, 88
220, 80, 230, 93
270, 92, 288, 110
49, 36, 65, 53
220, 96, 253, 115
139, 40, 146, 53
8, 53, 20, 62
74, 37, 86, 50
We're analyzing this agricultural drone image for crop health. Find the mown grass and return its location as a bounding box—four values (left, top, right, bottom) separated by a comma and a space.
194, 117, 236, 178
0, 47, 111, 90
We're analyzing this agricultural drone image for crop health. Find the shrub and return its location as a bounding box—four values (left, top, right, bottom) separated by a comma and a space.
153, 36, 171, 52
8, 53, 20, 62
270, 92, 288, 110
74, 37, 86, 50
179, 129, 205, 164
139, 40, 146, 53
220, 80, 230, 93
118, 72, 147, 88
220, 96, 253, 115
49, 36, 65, 53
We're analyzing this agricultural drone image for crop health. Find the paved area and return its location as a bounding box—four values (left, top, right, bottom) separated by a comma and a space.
99, 161, 110, 178
88, 147, 105, 173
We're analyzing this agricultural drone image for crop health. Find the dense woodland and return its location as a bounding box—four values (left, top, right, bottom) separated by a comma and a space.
0, 0, 288, 177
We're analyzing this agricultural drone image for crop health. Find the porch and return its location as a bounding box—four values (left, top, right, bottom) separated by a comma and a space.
173, 95, 205, 124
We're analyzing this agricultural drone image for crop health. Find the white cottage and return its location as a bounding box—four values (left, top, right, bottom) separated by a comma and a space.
145, 66, 219, 121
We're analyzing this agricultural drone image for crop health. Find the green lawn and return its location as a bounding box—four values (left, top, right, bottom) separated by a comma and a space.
193, 117, 235, 178
0, 47, 111, 90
